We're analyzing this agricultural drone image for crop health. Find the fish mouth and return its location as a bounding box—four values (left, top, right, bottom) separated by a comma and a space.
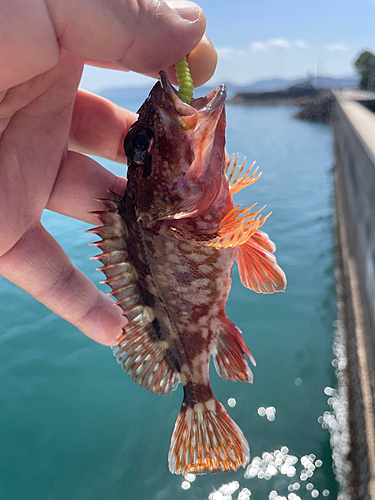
155, 71, 227, 221
159, 70, 227, 119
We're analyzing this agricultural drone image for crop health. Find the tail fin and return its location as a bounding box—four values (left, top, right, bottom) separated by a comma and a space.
168, 397, 249, 475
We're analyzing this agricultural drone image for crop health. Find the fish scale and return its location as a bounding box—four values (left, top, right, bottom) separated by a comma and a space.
90, 71, 286, 475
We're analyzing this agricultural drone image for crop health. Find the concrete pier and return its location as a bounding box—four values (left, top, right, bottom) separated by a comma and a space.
333, 90, 375, 499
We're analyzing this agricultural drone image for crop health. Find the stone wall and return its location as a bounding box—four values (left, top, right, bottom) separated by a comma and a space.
334, 96, 375, 335
333, 92, 375, 499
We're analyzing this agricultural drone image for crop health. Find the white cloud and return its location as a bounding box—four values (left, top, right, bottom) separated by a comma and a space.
248, 38, 348, 53
250, 38, 294, 51
294, 39, 309, 49
250, 41, 268, 51
217, 47, 236, 59
267, 38, 292, 49
217, 46, 247, 60
324, 43, 348, 51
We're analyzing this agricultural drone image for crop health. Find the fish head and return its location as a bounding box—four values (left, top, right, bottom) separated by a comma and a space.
124, 71, 227, 226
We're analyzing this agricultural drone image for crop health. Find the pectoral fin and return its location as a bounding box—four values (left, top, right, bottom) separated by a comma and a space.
235, 230, 287, 293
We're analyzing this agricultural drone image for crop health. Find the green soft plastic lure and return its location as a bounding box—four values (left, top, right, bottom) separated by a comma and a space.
175, 56, 194, 104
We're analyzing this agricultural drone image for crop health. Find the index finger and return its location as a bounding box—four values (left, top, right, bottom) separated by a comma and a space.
84, 34, 218, 88
1, 0, 211, 91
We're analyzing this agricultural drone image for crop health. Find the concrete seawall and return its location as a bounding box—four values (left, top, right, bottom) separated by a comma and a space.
333, 91, 375, 499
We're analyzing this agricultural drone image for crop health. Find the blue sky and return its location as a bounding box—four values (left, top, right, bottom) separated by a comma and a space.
80, 0, 375, 92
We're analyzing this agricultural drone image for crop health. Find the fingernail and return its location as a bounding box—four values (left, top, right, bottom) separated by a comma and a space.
165, 0, 202, 22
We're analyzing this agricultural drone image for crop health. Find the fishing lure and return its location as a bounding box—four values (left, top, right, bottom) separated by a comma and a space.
175, 56, 194, 104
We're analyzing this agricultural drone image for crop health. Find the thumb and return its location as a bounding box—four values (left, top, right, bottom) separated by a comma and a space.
50, 0, 207, 75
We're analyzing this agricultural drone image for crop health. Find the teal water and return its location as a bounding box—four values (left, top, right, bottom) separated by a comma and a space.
0, 97, 339, 500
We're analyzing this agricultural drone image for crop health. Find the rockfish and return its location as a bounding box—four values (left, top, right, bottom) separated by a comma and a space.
89, 71, 286, 475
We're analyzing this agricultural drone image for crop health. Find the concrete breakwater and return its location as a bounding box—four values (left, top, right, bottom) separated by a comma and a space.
333, 90, 375, 499
228, 85, 335, 123
229, 82, 375, 497
294, 90, 334, 123
227, 82, 319, 106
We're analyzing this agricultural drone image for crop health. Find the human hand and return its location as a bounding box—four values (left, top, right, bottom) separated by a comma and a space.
0, 0, 217, 345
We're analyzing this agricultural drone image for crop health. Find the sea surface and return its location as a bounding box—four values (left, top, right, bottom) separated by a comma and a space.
0, 93, 342, 500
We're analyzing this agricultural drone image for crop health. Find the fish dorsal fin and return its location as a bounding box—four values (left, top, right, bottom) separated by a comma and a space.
203, 204, 269, 250
112, 320, 179, 395
169, 396, 249, 474
89, 195, 179, 395
213, 317, 255, 383
235, 230, 287, 294
225, 154, 261, 195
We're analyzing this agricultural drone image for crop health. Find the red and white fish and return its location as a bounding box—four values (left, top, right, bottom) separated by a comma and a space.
89, 71, 286, 475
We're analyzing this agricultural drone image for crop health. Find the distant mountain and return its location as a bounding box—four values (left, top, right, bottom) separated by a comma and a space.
314, 75, 359, 88
240, 78, 304, 92
99, 75, 360, 102
219, 75, 360, 94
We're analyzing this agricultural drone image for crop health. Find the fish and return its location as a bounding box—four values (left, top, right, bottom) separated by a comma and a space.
88, 71, 286, 475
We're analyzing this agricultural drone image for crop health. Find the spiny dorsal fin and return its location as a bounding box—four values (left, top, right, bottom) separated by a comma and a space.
235, 230, 287, 293
225, 153, 261, 195
90, 195, 179, 394
203, 204, 270, 250
167, 205, 270, 251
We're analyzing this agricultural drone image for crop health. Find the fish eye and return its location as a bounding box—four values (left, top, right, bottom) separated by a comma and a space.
124, 124, 154, 164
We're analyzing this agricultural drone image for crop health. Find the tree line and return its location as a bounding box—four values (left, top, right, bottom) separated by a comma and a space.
354, 50, 375, 91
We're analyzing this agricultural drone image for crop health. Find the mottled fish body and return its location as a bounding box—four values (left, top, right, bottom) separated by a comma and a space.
89, 72, 286, 475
